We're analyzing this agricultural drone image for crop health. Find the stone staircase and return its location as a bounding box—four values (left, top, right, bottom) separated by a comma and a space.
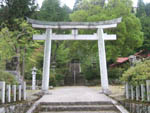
35, 101, 121, 113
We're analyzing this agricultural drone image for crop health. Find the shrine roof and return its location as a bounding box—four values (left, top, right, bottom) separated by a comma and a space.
117, 57, 129, 63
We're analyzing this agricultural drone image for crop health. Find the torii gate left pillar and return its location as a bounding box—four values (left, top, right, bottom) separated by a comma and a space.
27, 17, 122, 94
42, 29, 52, 91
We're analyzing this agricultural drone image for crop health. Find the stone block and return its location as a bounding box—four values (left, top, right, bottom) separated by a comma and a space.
146, 80, 150, 101
0, 82, 5, 103
23, 82, 26, 100
12, 85, 16, 102
141, 84, 145, 101
125, 82, 130, 99
18, 85, 22, 101
6, 85, 11, 102
136, 86, 140, 101
131, 85, 134, 100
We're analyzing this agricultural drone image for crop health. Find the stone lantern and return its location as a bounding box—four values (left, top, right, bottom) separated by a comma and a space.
51, 61, 56, 72
129, 55, 137, 67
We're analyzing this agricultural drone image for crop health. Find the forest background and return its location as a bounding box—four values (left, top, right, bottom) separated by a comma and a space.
0, 0, 149, 85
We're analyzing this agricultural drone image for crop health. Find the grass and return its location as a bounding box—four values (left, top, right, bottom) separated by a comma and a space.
90, 85, 125, 100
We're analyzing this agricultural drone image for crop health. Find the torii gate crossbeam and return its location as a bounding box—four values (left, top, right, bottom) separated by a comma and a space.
27, 18, 122, 94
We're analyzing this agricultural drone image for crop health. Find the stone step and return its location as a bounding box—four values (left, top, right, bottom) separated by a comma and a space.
40, 101, 113, 106
40, 105, 118, 112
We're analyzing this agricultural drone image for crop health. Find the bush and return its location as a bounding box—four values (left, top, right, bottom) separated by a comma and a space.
121, 60, 150, 86
83, 66, 100, 80
49, 68, 66, 86
108, 67, 125, 79
0, 70, 18, 84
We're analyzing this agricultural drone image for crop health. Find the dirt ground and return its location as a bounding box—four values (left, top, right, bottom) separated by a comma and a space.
90, 85, 125, 100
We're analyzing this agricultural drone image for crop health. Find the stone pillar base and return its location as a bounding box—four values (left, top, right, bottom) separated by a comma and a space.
41, 90, 52, 95
99, 89, 112, 95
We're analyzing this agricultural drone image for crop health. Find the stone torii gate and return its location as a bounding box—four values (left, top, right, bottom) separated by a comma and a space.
27, 18, 122, 94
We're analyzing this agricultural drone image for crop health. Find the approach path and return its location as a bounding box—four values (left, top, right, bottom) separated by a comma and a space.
27, 86, 129, 113
39, 86, 111, 102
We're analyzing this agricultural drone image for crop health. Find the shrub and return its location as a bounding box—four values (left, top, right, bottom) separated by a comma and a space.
121, 60, 150, 86
0, 70, 18, 84
108, 67, 125, 79
83, 66, 100, 80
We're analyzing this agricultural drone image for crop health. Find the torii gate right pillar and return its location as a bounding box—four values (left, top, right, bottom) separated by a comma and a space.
98, 28, 110, 94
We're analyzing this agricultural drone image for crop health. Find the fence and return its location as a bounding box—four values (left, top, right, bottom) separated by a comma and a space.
0, 81, 26, 104
125, 80, 150, 101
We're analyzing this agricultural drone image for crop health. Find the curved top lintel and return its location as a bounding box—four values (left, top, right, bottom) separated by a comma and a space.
27, 17, 122, 29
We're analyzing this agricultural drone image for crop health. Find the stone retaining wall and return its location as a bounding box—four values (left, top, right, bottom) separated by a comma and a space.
119, 100, 150, 113
0, 101, 33, 113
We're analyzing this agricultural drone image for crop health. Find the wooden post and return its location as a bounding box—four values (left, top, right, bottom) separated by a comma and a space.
125, 82, 130, 99
136, 86, 140, 101
6, 85, 11, 102
97, 28, 110, 94
146, 80, 150, 101
23, 82, 26, 100
141, 84, 145, 101
12, 85, 16, 102
18, 85, 22, 101
42, 29, 52, 92
131, 85, 134, 100
0, 82, 5, 103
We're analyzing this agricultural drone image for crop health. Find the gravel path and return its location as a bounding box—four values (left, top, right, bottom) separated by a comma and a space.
38, 86, 112, 103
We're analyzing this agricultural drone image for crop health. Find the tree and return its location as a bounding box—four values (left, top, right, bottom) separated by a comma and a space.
73, 0, 82, 10
70, 0, 143, 62
136, 2, 150, 51
140, 16, 150, 51
145, 3, 150, 16
0, 19, 37, 79
136, 0, 146, 17
37, 0, 65, 21
0, 0, 37, 29
61, 5, 72, 21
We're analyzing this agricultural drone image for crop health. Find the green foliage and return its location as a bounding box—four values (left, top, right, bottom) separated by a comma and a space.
35, 0, 71, 21
0, 19, 39, 81
137, 0, 146, 17
38, 0, 61, 21
136, 2, 150, 51
55, 42, 70, 65
83, 66, 100, 80
0, 0, 37, 29
108, 67, 125, 79
70, 0, 143, 61
0, 70, 18, 84
140, 16, 150, 51
122, 60, 150, 86
0, 0, 146, 84
73, 0, 83, 11
28, 0, 72, 83
81, 53, 100, 80
145, 3, 150, 16
0, 28, 16, 62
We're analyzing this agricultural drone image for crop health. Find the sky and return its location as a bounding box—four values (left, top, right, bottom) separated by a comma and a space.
37, 0, 75, 9
37, 0, 150, 9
